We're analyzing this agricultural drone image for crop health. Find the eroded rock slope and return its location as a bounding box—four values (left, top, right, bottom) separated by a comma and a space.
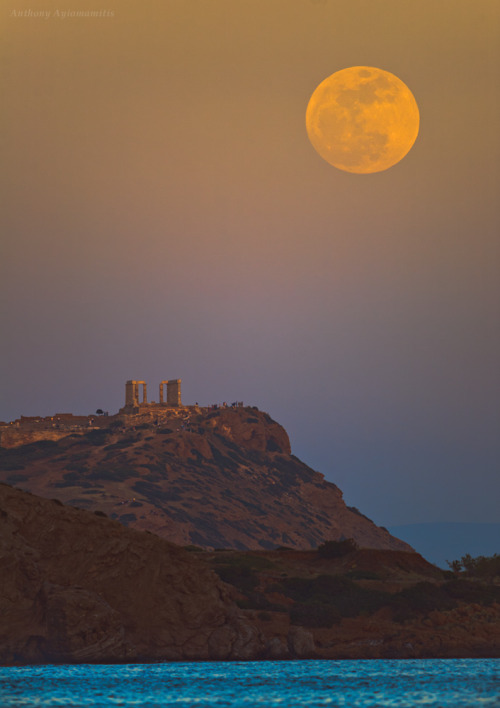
0, 483, 259, 664
0, 406, 410, 552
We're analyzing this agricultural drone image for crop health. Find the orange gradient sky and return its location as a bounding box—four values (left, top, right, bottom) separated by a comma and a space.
2, 0, 499, 526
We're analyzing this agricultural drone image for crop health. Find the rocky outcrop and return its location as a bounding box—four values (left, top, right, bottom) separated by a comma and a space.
0, 427, 85, 449
0, 406, 411, 553
1, 484, 498, 665
0, 414, 103, 449
304, 603, 500, 659
201, 547, 500, 660
0, 483, 262, 665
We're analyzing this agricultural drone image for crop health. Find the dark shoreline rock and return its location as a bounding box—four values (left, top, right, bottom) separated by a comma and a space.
1, 484, 498, 666
0, 483, 263, 665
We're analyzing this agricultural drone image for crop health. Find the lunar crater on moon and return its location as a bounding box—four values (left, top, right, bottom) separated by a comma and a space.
306, 66, 419, 174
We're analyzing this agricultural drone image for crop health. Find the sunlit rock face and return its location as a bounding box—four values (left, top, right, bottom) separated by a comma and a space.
0, 406, 411, 552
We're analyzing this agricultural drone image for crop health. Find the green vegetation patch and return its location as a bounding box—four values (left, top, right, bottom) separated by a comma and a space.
64, 464, 88, 474
213, 553, 275, 571
317, 539, 359, 558
269, 455, 301, 485
211, 553, 286, 610
209, 444, 240, 472
52, 479, 95, 489
444, 578, 500, 605
104, 439, 137, 451
448, 553, 500, 580
67, 498, 93, 508
392, 582, 455, 621
0, 439, 59, 470
392, 577, 500, 622
87, 465, 137, 482
276, 574, 390, 623
85, 429, 111, 446
215, 564, 259, 594
141, 463, 165, 476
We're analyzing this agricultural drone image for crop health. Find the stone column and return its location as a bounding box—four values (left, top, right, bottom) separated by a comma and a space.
159, 383, 164, 404
125, 380, 139, 408
167, 379, 182, 407
135, 381, 146, 405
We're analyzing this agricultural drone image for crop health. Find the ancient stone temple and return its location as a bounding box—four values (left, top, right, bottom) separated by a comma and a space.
159, 379, 182, 407
121, 379, 182, 413
125, 380, 147, 408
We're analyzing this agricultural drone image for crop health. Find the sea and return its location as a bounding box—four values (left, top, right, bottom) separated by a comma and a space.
0, 659, 498, 707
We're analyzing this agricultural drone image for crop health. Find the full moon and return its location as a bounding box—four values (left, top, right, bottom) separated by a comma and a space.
306, 66, 419, 174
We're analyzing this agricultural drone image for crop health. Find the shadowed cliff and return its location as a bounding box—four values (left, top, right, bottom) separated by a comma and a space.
1, 483, 498, 665
0, 483, 259, 664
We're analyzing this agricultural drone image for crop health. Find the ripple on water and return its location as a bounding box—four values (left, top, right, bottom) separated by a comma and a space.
0, 659, 499, 708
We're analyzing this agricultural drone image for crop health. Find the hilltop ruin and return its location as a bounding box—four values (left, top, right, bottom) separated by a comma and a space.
120, 378, 182, 412
0, 378, 183, 448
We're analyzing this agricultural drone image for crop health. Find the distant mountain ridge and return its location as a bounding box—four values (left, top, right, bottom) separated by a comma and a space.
0, 405, 411, 553
388, 523, 500, 568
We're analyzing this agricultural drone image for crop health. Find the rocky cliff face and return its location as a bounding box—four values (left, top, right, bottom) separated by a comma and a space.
1, 483, 498, 666
0, 406, 409, 552
0, 483, 260, 664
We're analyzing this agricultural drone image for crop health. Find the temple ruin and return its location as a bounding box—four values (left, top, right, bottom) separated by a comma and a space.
159, 380, 182, 407
121, 379, 182, 413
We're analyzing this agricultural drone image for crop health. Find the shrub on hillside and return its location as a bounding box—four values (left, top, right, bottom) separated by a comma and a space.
64, 464, 88, 474
278, 574, 389, 618
87, 466, 136, 482
214, 565, 259, 594
86, 429, 110, 446
317, 539, 358, 558
392, 582, 455, 622
447, 553, 500, 580
443, 578, 500, 605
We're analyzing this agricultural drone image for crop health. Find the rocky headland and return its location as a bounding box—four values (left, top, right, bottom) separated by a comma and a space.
0, 483, 256, 664
1, 404, 498, 665
0, 405, 410, 552
1, 483, 498, 665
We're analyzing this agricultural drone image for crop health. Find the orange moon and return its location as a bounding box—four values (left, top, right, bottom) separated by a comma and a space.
306, 66, 419, 174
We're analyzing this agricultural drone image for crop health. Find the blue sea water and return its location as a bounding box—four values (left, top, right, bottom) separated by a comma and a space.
0, 659, 498, 708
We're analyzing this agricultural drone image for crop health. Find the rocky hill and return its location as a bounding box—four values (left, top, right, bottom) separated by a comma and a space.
1, 483, 498, 665
0, 406, 409, 552
202, 545, 500, 660
0, 482, 256, 664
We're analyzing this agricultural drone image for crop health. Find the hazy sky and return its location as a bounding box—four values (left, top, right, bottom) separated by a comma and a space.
2, 0, 499, 527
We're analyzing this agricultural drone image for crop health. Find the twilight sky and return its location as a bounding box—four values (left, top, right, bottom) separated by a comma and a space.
2, 0, 499, 527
